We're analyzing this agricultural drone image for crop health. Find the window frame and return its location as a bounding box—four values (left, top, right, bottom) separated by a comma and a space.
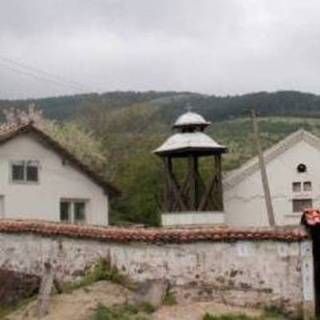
303, 181, 312, 192
10, 160, 40, 184
60, 201, 72, 223
292, 198, 313, 213
59, 199, 88, 224
292, 182, 302, 192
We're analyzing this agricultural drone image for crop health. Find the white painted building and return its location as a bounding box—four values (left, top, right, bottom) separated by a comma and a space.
224, 129, 320, 227
0, 122, 118, 226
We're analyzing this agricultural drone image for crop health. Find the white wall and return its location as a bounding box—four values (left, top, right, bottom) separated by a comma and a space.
0, 133, 109, 225
224, 140, 320, 226
0, 232, 313, 318
162, 211, 225, 226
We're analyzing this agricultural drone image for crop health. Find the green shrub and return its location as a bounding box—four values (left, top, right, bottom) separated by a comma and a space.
138, 302, 155, 314
262, 305, 286, 319
64, 258, 131, 292
91, 303, 151, 320
203, 313, 256, 320
162, 290, 177, 306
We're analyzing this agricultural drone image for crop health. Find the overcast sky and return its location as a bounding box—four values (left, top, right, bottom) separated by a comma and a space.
1, 0, 320, 99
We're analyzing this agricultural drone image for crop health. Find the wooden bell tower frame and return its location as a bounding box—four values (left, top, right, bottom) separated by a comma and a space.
162, 152, 224, 212
154, 111, 227, 213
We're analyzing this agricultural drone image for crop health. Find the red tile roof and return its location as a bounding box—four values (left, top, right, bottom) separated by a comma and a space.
0, 219, 309, 243
302, 209, 320, 227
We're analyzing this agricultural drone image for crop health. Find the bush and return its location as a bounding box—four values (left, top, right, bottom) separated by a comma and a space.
92, 303, 151, 320
203, 313, 257, 320
162, 290, 177, 306
64, 258, 131, 292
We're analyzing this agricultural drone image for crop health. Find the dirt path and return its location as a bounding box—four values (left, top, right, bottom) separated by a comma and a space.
6, 281, 130, 320
153, 302, 262, 320
5, 281, 264, 320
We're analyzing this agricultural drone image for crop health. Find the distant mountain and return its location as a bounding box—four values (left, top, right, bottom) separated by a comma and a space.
0, 91, 187, 121
1, 90, 320, 123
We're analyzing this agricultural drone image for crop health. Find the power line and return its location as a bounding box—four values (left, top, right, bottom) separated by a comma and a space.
0, 55, 89, 92
0, 62, 81, 91
0, 55, 88, 90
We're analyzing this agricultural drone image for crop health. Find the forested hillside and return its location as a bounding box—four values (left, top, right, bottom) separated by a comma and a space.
2, 90, 320, 226
1, 90, 320, 123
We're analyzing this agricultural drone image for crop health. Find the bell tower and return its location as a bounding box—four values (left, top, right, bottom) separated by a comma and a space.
154, 110, 227, 226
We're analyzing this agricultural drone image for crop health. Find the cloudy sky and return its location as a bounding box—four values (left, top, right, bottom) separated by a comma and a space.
1, 0, 320, 99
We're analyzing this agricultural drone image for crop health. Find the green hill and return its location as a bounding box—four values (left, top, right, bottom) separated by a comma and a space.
1, 90, 320, 123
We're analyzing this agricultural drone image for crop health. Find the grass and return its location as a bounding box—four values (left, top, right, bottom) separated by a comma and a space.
162, 289, 177, 306
91, 303, 152, 320
202, 307, 287, 320
0, 296, 36, 320
64, 258, 132, 293
0, 306, 11, 319
203, 314, 257, 320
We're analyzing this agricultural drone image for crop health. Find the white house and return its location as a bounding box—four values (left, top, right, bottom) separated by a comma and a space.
224, 129, 320, 227
0, 122, 119, 226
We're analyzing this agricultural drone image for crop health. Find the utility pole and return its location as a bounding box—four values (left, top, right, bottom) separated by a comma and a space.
251, 109, 275, 226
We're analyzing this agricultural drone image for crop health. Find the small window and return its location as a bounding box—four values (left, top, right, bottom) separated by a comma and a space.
60, 200, 87, 224
292, 199, 313, 213
60, 202, 71, 223
292, 182, 301, 192
26, 161, 39, 182
12, 161, 25, 181
303, 181, 312, 192
11, 160, 39, 183
74, 202, 86, 223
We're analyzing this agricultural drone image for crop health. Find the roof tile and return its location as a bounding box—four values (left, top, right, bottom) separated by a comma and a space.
0, 219, 309, 243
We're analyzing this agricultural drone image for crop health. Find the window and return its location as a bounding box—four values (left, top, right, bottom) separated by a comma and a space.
60, 200, 87, 224
12, 161, 25, 181
60, 201, 71, 223
292, 182, 301, 192
11, 160, 39, 183
292, 199, 313, 213
26, 161, 39, 182
74, 202, 86, 223
297, 163, 307, 173
292, 181, 312, 192
303, 181, 312, 191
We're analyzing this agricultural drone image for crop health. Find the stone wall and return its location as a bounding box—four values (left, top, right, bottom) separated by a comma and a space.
0, 226, 315, 318
0, 269, 40, 306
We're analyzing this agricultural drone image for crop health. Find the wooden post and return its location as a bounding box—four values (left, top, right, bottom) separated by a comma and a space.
163, 158, 170, 211
189, 155, 198, 210
215, 154, 223, 211
164, 157, 187, 211
194, 156, 199, 210
251, 109, 275, 226
198, 174, 215, 211
37, 262, 54, 318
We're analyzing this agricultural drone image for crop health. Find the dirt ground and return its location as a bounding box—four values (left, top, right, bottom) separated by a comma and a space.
5, 281, 264, 320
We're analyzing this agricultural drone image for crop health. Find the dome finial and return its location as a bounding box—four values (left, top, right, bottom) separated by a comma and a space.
173, 109, 211, 130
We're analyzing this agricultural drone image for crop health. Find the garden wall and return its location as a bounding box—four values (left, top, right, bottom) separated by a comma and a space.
0, 220, 315, 318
